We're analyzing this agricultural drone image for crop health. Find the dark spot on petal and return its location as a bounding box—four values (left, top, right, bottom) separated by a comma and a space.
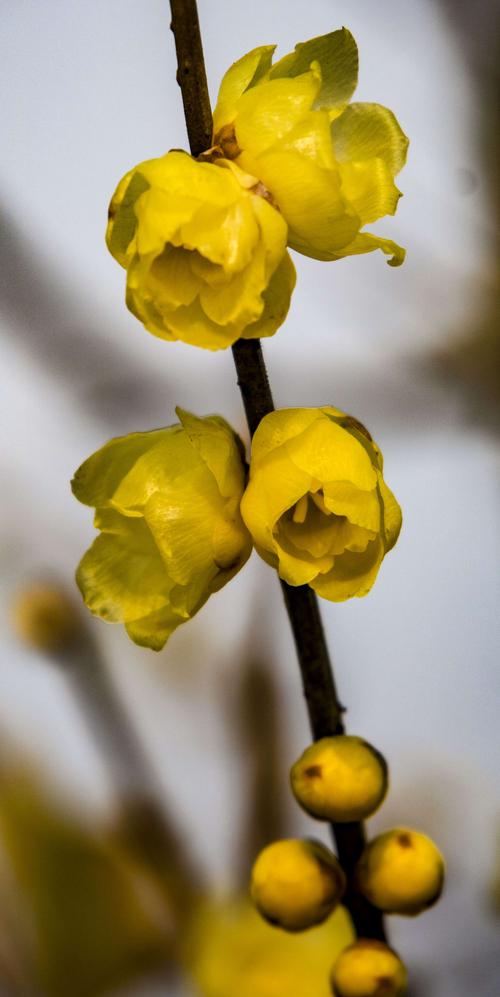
304, 765, 322, 778
397, 832, 412, 848
341, 414, 373, 441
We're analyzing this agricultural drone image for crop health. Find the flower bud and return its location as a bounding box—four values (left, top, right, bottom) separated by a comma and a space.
240, 407, 401, 601
72, 408, 252, 650
250, 838, 346, 932
331, 940, 408, 996
11, 582, 81, 652
356, 828, 445, 915
291, 736, 388, 822
213, 31, 408, 266
106, 151, 295, 350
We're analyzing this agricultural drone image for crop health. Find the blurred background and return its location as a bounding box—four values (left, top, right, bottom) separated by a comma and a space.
1, 0, 499, 994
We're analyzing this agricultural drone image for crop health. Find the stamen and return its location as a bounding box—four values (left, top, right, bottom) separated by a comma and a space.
311, 490, 331, 516
293, 494, 309, 524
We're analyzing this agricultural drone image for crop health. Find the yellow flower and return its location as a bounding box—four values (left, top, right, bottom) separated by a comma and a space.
184, 896, 354, 997
240, 407, 402, 601
213, 30, 408, 265
106, 150, 295, 350
71, 408, 252, 650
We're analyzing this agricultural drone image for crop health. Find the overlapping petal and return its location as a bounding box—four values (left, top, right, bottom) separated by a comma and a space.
241, 408, 402, 602
106, 151, 295, 350
72, 412, 252, 650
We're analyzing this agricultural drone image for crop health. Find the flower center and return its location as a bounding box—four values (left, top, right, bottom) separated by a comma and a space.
276, 490, 350, 560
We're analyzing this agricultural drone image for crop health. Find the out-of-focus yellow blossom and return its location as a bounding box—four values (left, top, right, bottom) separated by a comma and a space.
290, 736, 388, 823
250, 838, 346, 932
331, 940, 408, 997
184, 896, 354, 997
356, 828, 445, 916
71, 408, 252, 650
213, 29, 408, 265
11, 581, 81, 652
0, 772, 172, 997
106, 150, 295, 350
240, 407, 401, 601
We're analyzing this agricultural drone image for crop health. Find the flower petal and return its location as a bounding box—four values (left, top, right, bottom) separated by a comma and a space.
285, 416, 378, 490
330, 231, 406, 267
235, 70, 322, 158
332, 102, 409, 177
312, 538, 385, 601
243, 252, 296, 341
71, 429, 169, 508
176, 408, 246, 500
377, 474, 403, 551
213, 45, 276, 134
76, 515, 170, 623
339, 159, 402, 225
269, 29, 359, 112
125, 606, 184, 651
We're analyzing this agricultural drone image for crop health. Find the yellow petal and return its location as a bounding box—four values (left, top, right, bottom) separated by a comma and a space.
332, 102, 409, 177
312, 538, 385, 601
330, 231, 406, 267
243, 252, 296, 341
213, 45, 276, 134
240, 456, 312, 551
275, 541, 332, 586
339, 159, 402, 225
180, 197, 260, 272
146, 246, 200, 308
323, 482, 381, 533
377, 474, 403, 551
199, 242, 266, 326
249, 408, 321, 468
269, 29, 358, 112
175, 408, 247, 500
110, 432, 200, 514
125, 606, 183, 651
76, 517, 170, 624
71, 429, 169, 508
235, 70, 322, 158
244, 149, 359, 257
285, 416, 378, 490
106, 169, 149, 267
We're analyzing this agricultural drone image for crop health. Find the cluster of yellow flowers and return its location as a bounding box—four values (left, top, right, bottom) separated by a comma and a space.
73, 28, 408, 648
250, 735, 444, 996
72, 405, 401, 649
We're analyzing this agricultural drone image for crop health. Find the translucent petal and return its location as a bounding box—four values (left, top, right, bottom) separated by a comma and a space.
143, 472, 222, 587
111, 433, 201, 513
332, 102, 409, 176
125, 605, 183, 651
176, 408, 246, 500
213, 45, 276, 134
269, 29, 359, 112
330, 231, 406, 267
243, 149, 359, 256
71, 429, 170, 508
179, 198, 260, 272
134, 188, 196, 256
199, 243, 266, 326
76, 517, 170, 624
235, 70, 321, 158
339, 159, 402, 225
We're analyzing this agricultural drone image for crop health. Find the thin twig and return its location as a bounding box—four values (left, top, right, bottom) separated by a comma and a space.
169, 0, 385, 941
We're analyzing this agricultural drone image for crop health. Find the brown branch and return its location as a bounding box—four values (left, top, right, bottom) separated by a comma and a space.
169, 0, 385, 942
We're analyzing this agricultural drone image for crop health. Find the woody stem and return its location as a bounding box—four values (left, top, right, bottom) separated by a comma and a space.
169, 0, 385, 942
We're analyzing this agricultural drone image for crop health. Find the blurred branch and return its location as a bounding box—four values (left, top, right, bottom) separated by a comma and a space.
169, 0, 385, 941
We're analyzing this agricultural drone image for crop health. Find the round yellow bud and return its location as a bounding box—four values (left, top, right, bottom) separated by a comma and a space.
11, 582, 81, 652
356, 828, 445, 915
250, 838, 346, 932
331, 940, 408, 997
290, 736, 388, 823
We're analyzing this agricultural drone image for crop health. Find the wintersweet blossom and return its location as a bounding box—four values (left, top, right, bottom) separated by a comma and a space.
213, 29, 408, 265
106, 151, 295, 350
240, 406, 402, 601
72, 409, 252, 649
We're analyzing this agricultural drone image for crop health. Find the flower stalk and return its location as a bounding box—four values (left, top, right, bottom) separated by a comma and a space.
169, 0, 385, 942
